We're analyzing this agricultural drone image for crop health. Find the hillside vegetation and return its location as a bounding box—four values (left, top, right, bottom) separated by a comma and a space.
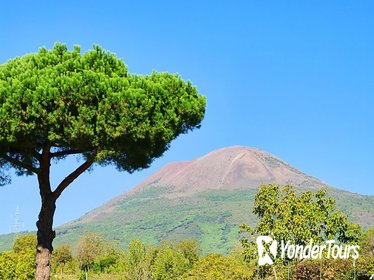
1, 147, 373, 255
1, 185, 373, 279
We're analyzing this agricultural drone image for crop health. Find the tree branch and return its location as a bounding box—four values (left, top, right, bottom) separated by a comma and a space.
0, 153, 40, 174
50, 149, 84, 158
53, 156, 95, 200
30, 149, 42, 162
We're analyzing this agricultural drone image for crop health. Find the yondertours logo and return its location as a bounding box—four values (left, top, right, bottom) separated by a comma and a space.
257, 236, 278, 265
256, 236, 360, 266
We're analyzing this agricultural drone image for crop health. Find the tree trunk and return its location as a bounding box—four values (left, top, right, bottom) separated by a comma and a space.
35, 194, 56, 280
34, 146, 93, 279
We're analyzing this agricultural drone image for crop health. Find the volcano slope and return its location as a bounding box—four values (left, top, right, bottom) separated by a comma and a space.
14, 146, 374, 254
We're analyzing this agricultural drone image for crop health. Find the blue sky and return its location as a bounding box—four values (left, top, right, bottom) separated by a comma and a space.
0, 1, 373, 234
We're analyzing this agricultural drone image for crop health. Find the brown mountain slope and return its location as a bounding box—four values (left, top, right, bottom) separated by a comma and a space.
79, 146, 328, 223
131, 146, 328, 193
76, 146, 365, 227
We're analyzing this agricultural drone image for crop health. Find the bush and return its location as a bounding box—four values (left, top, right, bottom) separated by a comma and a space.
152, 241, 190, 280
0, 235, 36, 280
294, 259, 357, 280
52, 244, 78, 276
76, 232, 103, 271
182, 253, 251, 280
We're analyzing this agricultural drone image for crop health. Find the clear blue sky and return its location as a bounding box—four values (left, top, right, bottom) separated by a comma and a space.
0, 1, 373, 234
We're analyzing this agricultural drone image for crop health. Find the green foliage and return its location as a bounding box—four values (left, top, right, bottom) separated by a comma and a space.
37, 186, 372, 259
13, 250, 36, 280
175, 239, 200, 266
76, 232, 103, 271
240, 184, 362, 279
0, 235, 36, 280
0, 43, 205, 278
0, 43, 206, 178
152, 241, 190, 280
127, 239, 147, 268
182, 253, 251, 280
51, 188, 259, 256
356, 255, 374, 277
0, 251, 17, 280
101, 238, 199, 280
294, 259, 352, 280
248, 184, 361, 244
52, 244, 73, 266
52, 244, 76, 276
12, 234, 37, 254
293, 258, 374, 280
120, 239, 153, 279
92, 241, 122, 273
3, 234, 372, 279
0, 188, 366, 256
360, 227, 374, 256
74, 233, 122, 275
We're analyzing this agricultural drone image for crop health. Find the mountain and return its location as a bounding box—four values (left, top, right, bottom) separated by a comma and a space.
78, 146, 331, 224
1, 146, 373, 254
122, 146, 327, 193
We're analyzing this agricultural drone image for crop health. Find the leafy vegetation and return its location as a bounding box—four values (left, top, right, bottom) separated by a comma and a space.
0, 43, 206, 279
182, 253, 251, 280
0, 186, 372, 279
51, 188, 259, 256
0, 234, 36, 280
1, 228, 373, 279
1, 186, 372, 256
48, 185, 373, 256
241, 184, 361, 246
240, 184, 370, 279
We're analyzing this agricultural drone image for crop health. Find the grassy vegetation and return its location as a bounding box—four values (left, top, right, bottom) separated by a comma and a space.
1, 229, 373, 280
0, 186, 373, 254
0, 185, 373, 279
51, 187, 260, 255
